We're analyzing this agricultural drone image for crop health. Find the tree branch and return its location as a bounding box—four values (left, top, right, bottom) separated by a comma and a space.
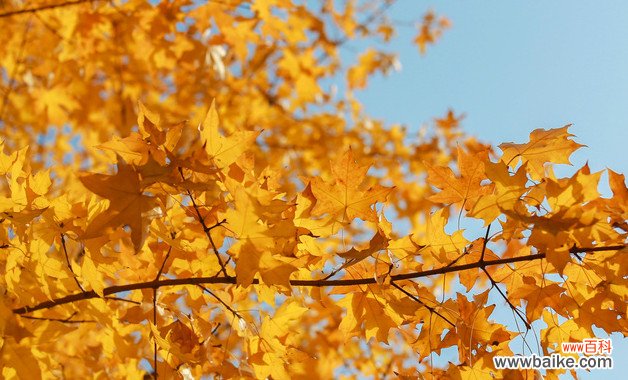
0, 0, 96, 18
12, 244, 625, 315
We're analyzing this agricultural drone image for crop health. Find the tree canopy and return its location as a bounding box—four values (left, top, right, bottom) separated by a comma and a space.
0, 0, 625, 379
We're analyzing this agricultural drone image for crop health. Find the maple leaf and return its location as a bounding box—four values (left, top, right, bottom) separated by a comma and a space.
608, 169, 628, 206
468, 160, 528, 225
151, 320, 203, 364
545, 163, 602, 211
235, 242, 298, 288
347, 49, 397, 89
508, 279, 566, 321
2, 2, 627, 379
0, 337, 43, 380
427, 147, 492, 209
414, 10, 450, 55
97, 133, 152, 166
435, 109, 464, 130
417, 208, 470, 263
338, 292, 403, 343
454, 359, 497, 380
79, 159, 159, 250
310, 150, 393, 222
137, 102, 184, 156
200, 100, 259, 169
541, 310, 590, 355
499, 125, 584, 180
338, 229, 389, 270
33, 85, 79, 125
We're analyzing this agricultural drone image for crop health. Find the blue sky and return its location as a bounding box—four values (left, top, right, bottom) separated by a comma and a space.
357, 1, 627, 178
351, 1, 627, 378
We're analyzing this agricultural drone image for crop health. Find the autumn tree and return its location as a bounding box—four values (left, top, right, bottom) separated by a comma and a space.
0, 1, 625, 379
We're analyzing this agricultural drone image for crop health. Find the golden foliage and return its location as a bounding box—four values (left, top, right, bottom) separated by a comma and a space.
0, 1, 625, 379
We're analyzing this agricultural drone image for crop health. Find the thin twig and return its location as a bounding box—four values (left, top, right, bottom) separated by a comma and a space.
482, 266, 530, 330
478, 224, 530, 328
211, 322, 221, 335
154, 244, 173, 281
152, 287, 158, 379
20, 314, 96, 323
479, 224, 491, 263
178, 168, 228, 276
188, 190, 228, 276
104, 296, 141, 305
60, 233, 86, 292
390, 282, 455, 327
198, 285, 242, 319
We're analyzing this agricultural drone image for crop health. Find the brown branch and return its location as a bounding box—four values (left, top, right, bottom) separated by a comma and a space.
12, 244, 625, 315
0, 0, 96, 18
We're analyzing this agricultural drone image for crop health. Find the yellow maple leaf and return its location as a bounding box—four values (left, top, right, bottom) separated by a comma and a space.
34, 85, 79, 125
468, 160, 528, 225
200, 100, 259, 169
0, 337, 43, 380
509, 279, 566, 321
79, 159, 159, 250
338, 229, 389, 269
427, 147, 491, 209
235, 242, 297, 288
81, 253, 105, 297
97, 134, 152, 166
310, 150, 393, 222
419, 208, 469, 263
338, 292, 402, 343
499, 125, 584, 180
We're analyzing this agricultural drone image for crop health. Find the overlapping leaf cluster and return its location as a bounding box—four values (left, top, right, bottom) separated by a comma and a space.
0, 1, 625, 379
